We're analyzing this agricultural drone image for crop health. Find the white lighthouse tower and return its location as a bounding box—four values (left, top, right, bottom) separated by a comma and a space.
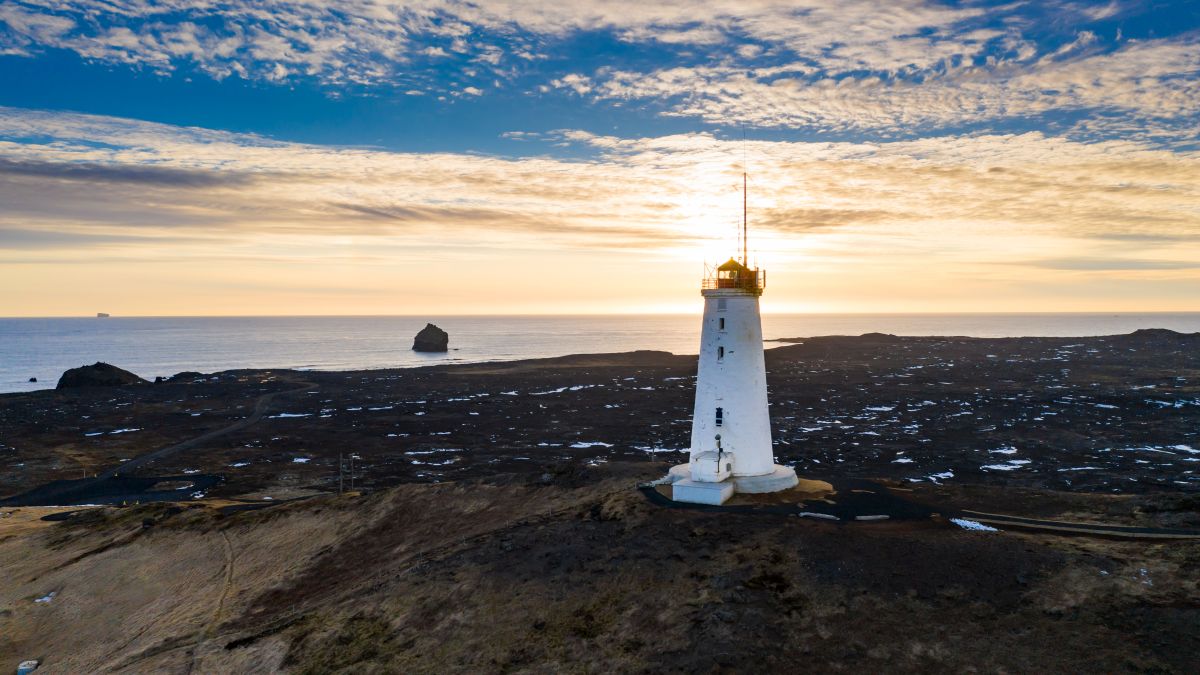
668, 173, 798, 505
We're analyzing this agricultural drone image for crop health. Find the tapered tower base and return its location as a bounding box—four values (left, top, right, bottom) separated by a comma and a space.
666, 463, 798, 503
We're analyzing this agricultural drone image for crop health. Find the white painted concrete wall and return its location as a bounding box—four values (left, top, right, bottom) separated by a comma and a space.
689, 288, 774, 476
690, 450, 734, 482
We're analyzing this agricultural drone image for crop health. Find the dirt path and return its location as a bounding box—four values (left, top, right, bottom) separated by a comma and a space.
102, 380, 317, 479
208, 530, 236, 637
0, 380, 317, 507
641, 484, 1200, 539
959, 509, 1200, 539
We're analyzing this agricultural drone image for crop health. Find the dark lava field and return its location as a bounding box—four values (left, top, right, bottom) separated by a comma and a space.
3, 330, 1200, 673
1, 329, 1198, 502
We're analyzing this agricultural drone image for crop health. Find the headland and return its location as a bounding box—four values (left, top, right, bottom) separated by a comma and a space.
1, 330, 1198, 671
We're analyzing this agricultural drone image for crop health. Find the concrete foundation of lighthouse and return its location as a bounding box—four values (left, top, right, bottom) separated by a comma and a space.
665, 257, 797, 506
666, 464, 799, 494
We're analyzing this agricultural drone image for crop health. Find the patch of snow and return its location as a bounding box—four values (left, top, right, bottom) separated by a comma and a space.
981, 460, 1031, 471
268, 413, 310, 419
633, 446, 685, 454
34, 591, 56, 603
410, 458, 457, 466
292, 457, 310, 464
569, 441, 614, 449
951, 518, 998, 532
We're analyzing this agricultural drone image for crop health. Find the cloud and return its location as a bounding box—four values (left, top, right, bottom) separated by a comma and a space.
2, 106, 1197, 261
0, 226, 206, 249
577, 35, 1200, 136
2, 106, 1198, 313
0, 157, 254, 187
3, 0, 1195, 144
550, 73, 593, 95
1023, 257, 1200, 271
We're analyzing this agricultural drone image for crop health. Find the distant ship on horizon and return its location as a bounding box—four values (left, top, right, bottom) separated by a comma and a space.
96, 312, 110, 318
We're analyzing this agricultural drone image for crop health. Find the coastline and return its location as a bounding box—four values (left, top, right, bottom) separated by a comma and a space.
3, 330, 1198, 504
2, 330, 1199, 671
6, 313, 1200, 394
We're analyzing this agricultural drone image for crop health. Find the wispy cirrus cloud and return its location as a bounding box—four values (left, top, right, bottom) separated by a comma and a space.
561, 34, 1200, 138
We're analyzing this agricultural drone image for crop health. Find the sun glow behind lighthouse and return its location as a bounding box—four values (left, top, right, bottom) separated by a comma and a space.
2, 1, 1200, 316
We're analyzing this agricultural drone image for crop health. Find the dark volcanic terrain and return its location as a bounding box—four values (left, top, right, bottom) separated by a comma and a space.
2, 330, 1198, 501
2, 331, 1199, 672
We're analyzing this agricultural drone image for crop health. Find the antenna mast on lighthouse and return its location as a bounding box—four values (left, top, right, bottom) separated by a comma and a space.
741, 126, 749, 266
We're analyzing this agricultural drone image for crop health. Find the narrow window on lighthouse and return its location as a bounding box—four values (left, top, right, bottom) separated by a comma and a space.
719, 318, 725, 330
717, 346, 724, 360
715, 407, 723, 426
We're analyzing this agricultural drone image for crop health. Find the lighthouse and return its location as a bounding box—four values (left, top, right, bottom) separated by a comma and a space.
667, 173, 798, 505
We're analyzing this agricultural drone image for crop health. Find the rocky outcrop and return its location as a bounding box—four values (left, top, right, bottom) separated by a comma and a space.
412, 323, 449, 352
56, 362, 147, 389
169, 371, 204, 382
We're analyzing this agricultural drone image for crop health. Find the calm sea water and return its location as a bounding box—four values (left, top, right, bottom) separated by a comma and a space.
2, 313, 1199, 394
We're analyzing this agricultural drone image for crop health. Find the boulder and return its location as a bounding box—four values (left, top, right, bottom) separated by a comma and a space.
56, 362, 147, 389
28, 377, 37, 383
412, 323, 449, 352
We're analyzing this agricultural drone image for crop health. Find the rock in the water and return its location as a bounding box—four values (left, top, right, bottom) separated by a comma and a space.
412, 323, 449, 352
28, 377, 37, 383
56, 362, 147, 389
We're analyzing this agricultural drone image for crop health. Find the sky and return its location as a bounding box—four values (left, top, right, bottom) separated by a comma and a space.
1, 0, 1199, 316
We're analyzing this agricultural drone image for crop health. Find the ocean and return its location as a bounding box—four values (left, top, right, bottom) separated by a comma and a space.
2, 313, 1199, 394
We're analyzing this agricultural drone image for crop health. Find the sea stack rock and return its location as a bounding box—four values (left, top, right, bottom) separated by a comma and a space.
56, 362, 147, 389
412, 323, 449, 352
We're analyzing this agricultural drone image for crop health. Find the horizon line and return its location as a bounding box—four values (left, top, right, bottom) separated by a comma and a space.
4, 310, 1200, 320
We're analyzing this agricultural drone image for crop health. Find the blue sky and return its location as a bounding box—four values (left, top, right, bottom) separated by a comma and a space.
1, 1, 1199, 315
4, 1, 1197, 150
